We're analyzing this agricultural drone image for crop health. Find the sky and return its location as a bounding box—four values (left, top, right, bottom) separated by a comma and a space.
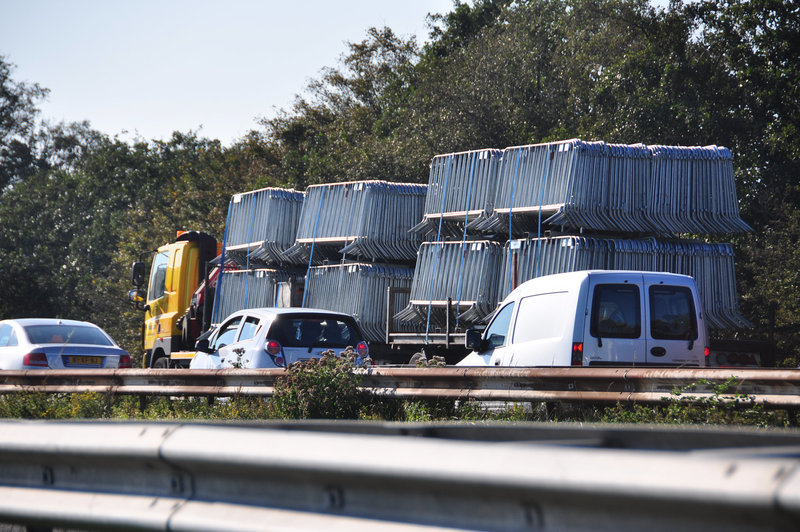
0, 0, 455, 146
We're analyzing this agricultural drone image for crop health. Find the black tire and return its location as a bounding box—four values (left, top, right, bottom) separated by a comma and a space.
153, 356, 171, 369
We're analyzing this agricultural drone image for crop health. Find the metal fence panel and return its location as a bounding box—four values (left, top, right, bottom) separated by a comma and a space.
285, 180, 427, 264
224, 187, 305, 265
303, 263, 415, 343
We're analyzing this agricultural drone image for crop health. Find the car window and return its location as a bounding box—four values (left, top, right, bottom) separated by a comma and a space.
238, 316, 261, 343
0, 324, 15, 347
590, 284, 641, 339
269, 316, 362, 348
649, 285, 698, 340
212, 317, 243, 350
23, 324, 113, 346
483, 303, 515, 349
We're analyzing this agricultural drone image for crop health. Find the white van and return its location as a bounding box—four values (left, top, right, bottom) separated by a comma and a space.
457, 270, 708, 367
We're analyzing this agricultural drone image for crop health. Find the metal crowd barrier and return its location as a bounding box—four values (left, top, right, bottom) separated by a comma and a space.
303, 262, 415, 342
411, 148, 503, 238
212, 268, 298, 321
283, 180, 427, 264
223, 187, 305, 265
452, 139, 752, 236
395, 240, 504, 328
1, 420, 798, 531
500, 236, 749, 329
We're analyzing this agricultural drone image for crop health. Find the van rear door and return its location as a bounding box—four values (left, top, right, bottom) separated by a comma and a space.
644, 275, 703, 366
582, 272, 647, 365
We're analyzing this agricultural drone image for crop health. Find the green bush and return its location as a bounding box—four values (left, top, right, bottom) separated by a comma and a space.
267, 348, 368, 420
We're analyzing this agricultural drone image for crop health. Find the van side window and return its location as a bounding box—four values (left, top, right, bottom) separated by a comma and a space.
591, 284, 641, 339
649, 285, 698, 340
484, 303, 515, 349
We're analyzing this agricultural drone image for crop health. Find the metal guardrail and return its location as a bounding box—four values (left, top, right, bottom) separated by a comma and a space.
0, 420, 798, 531
1, 367, 800, 407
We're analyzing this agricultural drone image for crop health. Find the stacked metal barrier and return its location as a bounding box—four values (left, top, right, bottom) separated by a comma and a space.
499, 236, 749, 329
411, 149, 503, 238
395, 241, 504, 328
283, 180, 427, 264
303, 263, 415, 343
212, 268, 296, 321
465, 140, 750, 236
400, 139, 753, 332
223, 187, 305, 265
213, 183, 428, 346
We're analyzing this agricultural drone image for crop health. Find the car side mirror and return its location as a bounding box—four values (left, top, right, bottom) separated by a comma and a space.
131, 261, 146, 287
195, 338, 214, 354
465, 328, 485, 351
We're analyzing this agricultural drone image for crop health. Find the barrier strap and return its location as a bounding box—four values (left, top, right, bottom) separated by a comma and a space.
212, 199, 233, 325
455, 151, 478, 326
302, 186, 327, 308
426, 154, 453, 343
535, 147, 554, 278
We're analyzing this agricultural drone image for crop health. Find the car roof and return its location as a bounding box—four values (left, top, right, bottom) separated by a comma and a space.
1, 318, 100, 328
223, 307, 355, 320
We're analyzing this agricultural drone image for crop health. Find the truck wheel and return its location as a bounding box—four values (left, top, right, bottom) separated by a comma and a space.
153, 356, 171, 369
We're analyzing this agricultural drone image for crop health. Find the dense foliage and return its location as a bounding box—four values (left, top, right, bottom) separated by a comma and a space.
1, 0, 799, 362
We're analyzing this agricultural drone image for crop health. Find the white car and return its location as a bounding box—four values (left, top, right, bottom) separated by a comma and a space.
0, 318, 132, 370
189, 307, 369, 369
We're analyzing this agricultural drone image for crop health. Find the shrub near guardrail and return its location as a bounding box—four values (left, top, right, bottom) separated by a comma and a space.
267, 349, 369, 420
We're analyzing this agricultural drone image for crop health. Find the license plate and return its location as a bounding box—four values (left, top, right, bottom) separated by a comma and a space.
66, 356, 102, 366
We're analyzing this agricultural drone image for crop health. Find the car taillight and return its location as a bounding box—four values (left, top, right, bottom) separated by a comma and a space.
571, 342, 583, 366
265, 340, 285, 367
356, 341, 369, 358
23, 352, 49, 368
704, 346, 711, 367
266, 340, 281, 355
119, 355, 132, 368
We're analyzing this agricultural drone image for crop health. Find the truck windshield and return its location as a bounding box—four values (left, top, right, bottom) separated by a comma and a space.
649, 285, 698, 340
148, 251, 169, 301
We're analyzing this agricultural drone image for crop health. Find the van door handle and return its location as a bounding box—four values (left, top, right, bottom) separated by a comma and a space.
650, 346, 667, 357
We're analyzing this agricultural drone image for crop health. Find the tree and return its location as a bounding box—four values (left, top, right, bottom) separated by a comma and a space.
0, 56, 49, 191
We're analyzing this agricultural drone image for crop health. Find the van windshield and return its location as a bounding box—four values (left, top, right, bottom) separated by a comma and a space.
590, 284, 641, 339
649, 286, 698, 340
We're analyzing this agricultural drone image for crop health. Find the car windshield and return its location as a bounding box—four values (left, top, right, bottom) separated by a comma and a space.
24, 324, 113, 346
270, 315, 361, 348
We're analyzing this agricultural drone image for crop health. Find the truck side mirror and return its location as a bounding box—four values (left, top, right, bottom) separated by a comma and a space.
465, 328, 484, 351
127, 289, 148, 311
131, 261, 146, 287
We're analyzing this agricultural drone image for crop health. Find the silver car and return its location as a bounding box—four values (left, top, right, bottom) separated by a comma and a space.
0, 318, 131, 370
189, 308, 369, 369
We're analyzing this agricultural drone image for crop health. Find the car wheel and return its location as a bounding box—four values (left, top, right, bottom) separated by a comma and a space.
153, 356, 171, 369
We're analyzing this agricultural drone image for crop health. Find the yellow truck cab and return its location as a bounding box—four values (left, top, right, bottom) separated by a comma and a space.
129, 231, 218, 368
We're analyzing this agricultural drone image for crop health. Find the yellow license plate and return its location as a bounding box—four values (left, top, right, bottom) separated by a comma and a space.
67, 356, 102, 366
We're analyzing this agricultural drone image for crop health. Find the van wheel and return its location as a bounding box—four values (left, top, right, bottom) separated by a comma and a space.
153, 356, 171, 369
